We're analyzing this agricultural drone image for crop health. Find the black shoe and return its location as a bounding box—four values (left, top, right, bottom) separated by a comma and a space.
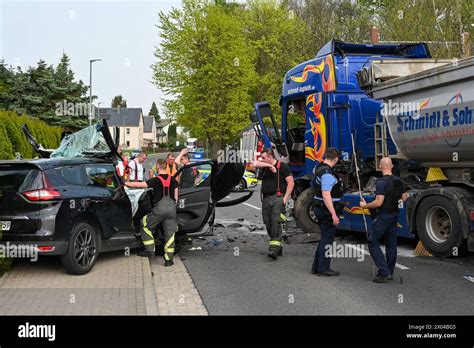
311, 269, 318, 275
138, 250, 155, 258
317, 269, 340, 277
267, 250, 278, 260
164, 260, 174, 267
278, 249, 283, 256
373, 275, 390, 283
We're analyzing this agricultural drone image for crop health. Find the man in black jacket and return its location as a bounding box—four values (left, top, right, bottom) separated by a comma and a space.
360, 157, 407, 283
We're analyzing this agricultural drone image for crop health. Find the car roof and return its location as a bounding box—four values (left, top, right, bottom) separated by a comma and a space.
1, 157, 113, 170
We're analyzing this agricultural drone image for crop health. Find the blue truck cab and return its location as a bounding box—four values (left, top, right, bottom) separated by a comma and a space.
251, 40, 432, 239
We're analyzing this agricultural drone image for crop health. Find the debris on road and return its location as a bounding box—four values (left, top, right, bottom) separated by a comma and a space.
284, 232, 320, 244
212, 239, 222, 246
463, 273, 474, 283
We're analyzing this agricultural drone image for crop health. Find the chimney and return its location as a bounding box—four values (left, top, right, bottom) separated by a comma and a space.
117, 105, 121, 114
370, 26, 379, 44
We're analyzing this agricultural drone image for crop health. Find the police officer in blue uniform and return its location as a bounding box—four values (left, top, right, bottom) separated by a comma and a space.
360, 157, 407, 283
311, 147, 345, 276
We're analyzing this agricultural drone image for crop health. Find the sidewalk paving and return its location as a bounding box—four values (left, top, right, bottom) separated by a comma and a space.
0, 251, 207, 316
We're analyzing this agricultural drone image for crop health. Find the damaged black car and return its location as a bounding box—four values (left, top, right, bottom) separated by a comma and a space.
0, 120, 252, 274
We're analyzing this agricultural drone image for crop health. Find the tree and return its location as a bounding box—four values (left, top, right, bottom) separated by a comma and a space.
0, 54, 91, 130
148, 101, 160, 122
152, 0, 257, 157
244, 0, 311, 115
111, 95, 127, 108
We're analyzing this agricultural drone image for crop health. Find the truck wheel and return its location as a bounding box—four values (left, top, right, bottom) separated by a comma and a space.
294, 187, 321, 239
416, 196, 463, 257
61, 222, 99, 275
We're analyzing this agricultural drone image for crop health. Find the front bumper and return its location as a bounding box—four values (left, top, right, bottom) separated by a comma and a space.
245, 177, 258, 188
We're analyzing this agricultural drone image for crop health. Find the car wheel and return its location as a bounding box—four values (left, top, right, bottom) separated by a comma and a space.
61, 222, 99, 275
233, 178, 246, 192
416, 196, 463, 257
294, 187, 321, 240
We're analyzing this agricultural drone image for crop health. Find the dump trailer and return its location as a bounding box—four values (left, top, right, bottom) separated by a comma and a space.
250, 39, 474, 257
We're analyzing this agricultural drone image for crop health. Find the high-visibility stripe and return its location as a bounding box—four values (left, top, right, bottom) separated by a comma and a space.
165, 248, 175, 253
143, 240, 155, 245
164, 253, 171, 260
142, 215, 154, 240
165, 233, 175, 248
280, 213, 288, 221
269, 240, 282, 247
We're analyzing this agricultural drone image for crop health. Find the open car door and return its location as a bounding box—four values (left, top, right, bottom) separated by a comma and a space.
251, 102, 289, 162
174, 160, 253, 235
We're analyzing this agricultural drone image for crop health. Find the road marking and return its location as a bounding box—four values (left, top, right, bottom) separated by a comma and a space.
243, 202, 261, 210
346, 244, 410, 270
226, 196, 261, 211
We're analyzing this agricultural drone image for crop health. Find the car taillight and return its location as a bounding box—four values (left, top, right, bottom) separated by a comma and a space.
470, 210, 474, 221
23, 189, 61, 201
37, 246, 55, 252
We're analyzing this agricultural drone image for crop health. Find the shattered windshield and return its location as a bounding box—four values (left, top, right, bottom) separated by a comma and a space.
50, 123, 110, 158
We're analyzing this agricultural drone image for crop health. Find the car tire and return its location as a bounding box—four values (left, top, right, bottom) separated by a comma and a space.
416, 195, 463, 257
294, 187, 321, 239
61, 222, 99, 275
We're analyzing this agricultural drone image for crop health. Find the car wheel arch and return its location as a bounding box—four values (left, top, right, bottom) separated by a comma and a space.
69, 213, 104, 251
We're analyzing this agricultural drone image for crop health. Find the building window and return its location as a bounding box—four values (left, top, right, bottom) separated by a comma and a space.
126, 128, 130, 135
126, 141, 130, 147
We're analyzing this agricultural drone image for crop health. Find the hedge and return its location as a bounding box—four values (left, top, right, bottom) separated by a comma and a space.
0, 111, 62, 160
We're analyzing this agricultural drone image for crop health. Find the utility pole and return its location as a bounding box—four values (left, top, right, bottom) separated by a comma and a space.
89, 59, 102, 126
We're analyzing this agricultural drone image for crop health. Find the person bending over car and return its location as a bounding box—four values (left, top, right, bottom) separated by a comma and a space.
125, 159, 179, 266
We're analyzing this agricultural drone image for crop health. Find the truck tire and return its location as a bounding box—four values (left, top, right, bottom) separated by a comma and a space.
294, 187, 321, 239
61, 222, 99, 275
416, 196, 463, 257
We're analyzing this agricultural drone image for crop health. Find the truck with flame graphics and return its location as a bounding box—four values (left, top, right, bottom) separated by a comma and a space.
250, 40, 474, 257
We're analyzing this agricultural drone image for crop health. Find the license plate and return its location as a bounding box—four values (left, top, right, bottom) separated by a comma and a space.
0, 221, 11, 231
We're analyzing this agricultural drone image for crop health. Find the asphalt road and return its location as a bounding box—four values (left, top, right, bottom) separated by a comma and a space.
181, 184, 474, 315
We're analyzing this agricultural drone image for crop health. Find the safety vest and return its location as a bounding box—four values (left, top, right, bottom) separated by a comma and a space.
165, 163, 177, 176
313, 163, 344, 199
377, 175, 404, 213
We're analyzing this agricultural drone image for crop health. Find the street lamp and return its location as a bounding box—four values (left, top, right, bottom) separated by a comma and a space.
89, 58, 102, 126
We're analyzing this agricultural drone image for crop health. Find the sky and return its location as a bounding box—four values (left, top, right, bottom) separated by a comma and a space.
1, 0, 183, 116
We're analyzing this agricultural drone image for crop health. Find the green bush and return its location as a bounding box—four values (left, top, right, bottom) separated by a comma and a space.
0, 111, 62, 159
0, 231, 11, 276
